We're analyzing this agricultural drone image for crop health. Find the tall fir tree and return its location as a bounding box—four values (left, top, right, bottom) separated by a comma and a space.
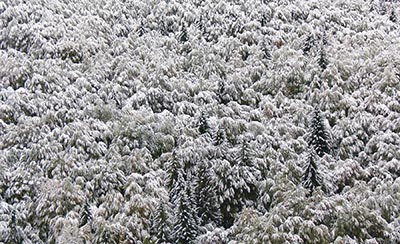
213, 126, 228, 160
234, 138, 259, 203
7, 210, 23, 244
194, 162, 221, 226
151, 202, 172, 244
80, 200, 92, 227
318, 46, 328, 71
166, 152, 181, 204
302, 151, 323, 195
236, 138, 252, 167
303, 35, 315, 54
213, 126, 225, 147
172, 180, 198, 244
198, 112, 210, 135
308, 109, 330, 157
179, 26, 188, 43
217, 80, 229, 105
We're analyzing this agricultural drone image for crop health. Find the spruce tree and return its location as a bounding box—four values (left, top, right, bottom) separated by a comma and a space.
318, 46, 328, 71
303, 35, 314, 54
302, 151, 323, 195
237, 138, 252, 167
213, 126, 225, 147
172, 181, 198, 244
7, 210, 23, 244
198, 112, 210, 135
152, 203, 172, 244
213, 126, 228, 160
194, 163, 221, 226
217, 80, 229, 105
80, 200, 92, 227
166, 152, 181, 203
179, 27, 188, 43
390, 8, 397, 23
169, 167, 185, 205
308, 109, 330, 157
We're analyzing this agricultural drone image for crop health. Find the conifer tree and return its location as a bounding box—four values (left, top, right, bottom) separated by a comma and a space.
302, 151, 323, 195
237, 139, 252, 167
213, 126, 228, 160
169, 167, 185, 206
303, 35, 315, 54
194, 163, 221, 226
80, 200, 92, 227
227, 138, 259, 213
318, 46, 328, 71
390, 8, 397, 23
152, 203, 172, 244
212, 136, 260, 228
198, 112, 210, 135
308, 109, 330, 157
137, 21, 146, 37
217, 80, 229, 105
7, 210, 23, 244
179, 26, 188, 43
214, 126, 225, 147
172, 181, 198, 244
166, 152, 181, 203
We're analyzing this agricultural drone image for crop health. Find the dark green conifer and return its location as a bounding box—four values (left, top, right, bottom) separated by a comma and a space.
194, 163, 221, 226
173, 180, 198, 244
308, 109, 330, 157
198, 112, 210, 135
318, 46, 328, 70
80, 200, 92, 227
166, 152, 182, 204
152, 203, 171, 244
302, 152, 323, 195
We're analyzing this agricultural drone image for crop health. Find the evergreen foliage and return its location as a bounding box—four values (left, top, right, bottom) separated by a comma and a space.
308, 109, 331, 157
0, 0, 399, 243
172, 181, 198, 244
217, 80, 229, 105
198, 112, 210, 135
152, 203, 172, 244
318, 46, 328, 71
80, 201, 92, 227
194, 163, 221, 226
302, 152, 323, 194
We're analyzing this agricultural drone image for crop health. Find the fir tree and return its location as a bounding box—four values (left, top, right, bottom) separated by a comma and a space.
172, 181, 198, 244
179, 26, 188, 43
194, 163, 221, 226
7, 210, 23, 244
236, 138, 252, 167
318, 46, 328, 71
213, 126, 226, 147
137, 21, 146, 37
303, 35, 315, 54
152, 203, 172, 244
302, 152, 323, 195
217, 80, 229, 105
166, 152, 181, 190
390, 8, 397, 23
235, 138, 259, 203
168, 165, 185, 205
198, 112, 210, 135
213, 126, 228, 160
262, 46, 272, 60
308, 109, 330, 157
80, 200, 92, 227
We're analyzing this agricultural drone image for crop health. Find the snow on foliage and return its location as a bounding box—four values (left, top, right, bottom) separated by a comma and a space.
0, 0, 400, 243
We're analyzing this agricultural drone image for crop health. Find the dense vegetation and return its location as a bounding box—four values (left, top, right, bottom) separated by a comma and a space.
1, 0, 400, 243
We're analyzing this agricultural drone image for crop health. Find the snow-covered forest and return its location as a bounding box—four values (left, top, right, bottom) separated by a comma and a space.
1, 0, 400, 243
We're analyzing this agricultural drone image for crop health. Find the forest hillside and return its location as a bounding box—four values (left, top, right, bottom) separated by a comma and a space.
1, 0, 400, 243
